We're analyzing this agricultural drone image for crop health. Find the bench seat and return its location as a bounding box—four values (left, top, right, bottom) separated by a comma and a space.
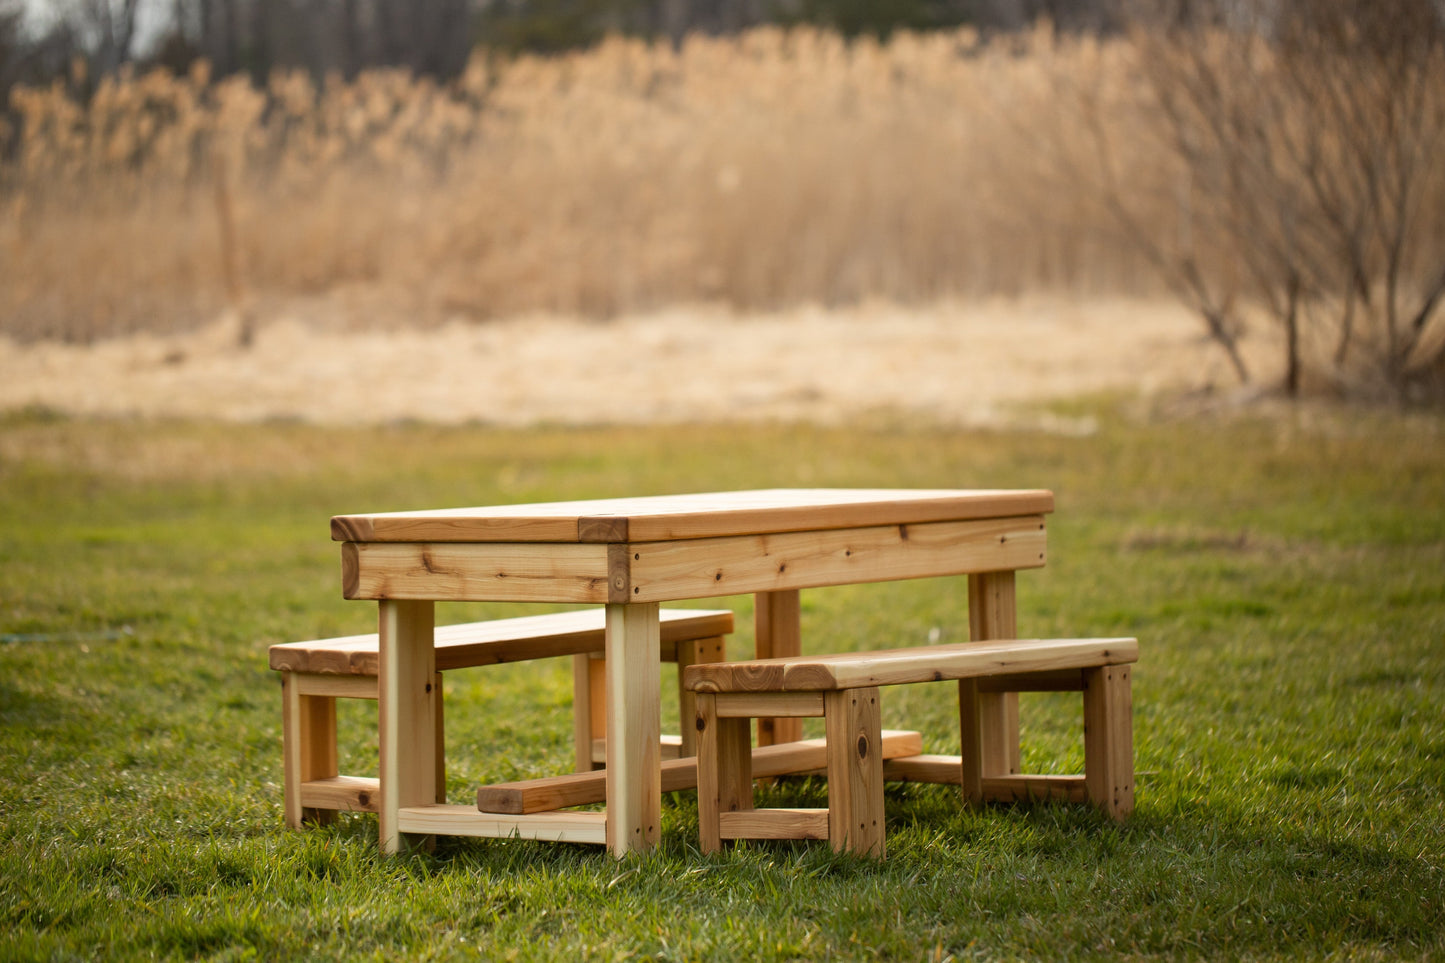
685, 637, 1137, 858
271, 607, 733, 828
684, 637, 1137, 692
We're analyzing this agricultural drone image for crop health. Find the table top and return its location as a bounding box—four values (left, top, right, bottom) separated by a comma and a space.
332, 488, 1054, 544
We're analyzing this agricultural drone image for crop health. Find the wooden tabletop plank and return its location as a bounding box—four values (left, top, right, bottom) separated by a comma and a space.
331, 488, 1055, 544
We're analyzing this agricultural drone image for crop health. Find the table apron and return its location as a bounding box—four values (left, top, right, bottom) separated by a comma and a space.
343, 541, 614, 602
342, 515, 1046, 603
623, 515, 1046, 602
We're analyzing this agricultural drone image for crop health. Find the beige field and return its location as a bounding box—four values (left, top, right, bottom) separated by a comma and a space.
0, 294, 1278, 427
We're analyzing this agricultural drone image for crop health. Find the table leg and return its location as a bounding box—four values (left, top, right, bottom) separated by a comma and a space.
378, 598, 436, 855
964, 572, 1021, 780
755, 590, 803, 746
604, 602, 661, 857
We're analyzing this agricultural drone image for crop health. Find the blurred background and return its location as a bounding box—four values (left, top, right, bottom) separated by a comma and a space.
2, 0, 1443, 401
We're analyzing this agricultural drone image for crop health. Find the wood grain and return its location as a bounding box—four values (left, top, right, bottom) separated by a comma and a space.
342, 541, 614, 603
604, 602, 661, 856
625, 516, 1046, 603
396, 806, 607, 844
675, 636, 728, 757
477, 729, 924, 814
332, 489, 1055, 544
282, 674, 338, 828
718, 809, 829, 841
714, 690, 826, 718
881, 759, 1093, 803
377, 599, 436, 855
273, 604, 734, 674
825, 687, 886, 857
968, 570, 1021, 779
1084, 665, 1134, 820
755, 590, 804, 746
292, 674, 377, 699
685, 638, 1138, 693
983, 774, 1089, 804
299, 775, 380, 813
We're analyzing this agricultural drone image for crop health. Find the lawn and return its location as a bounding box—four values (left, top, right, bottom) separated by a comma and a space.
1, 403, 1442, 960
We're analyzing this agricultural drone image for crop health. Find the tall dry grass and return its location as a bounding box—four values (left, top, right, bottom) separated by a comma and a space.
0, 25, 1336, 342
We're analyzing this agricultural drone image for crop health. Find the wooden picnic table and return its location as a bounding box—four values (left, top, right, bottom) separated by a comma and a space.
331, 488, 1053, 857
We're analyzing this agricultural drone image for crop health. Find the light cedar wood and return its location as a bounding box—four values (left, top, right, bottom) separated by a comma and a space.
825, 688, 886, 857
396, 806, 607, 844
755, 590, 803, 746
695, 693, 752, 855
684, 638, 1138, 692
572, 653, 600, 772
674, 636, 728, 756
959, 677, 987, 805
476, 729, 925, 815
714, 690, 826, 718
624, 516, 1046, 604
984, 775, 1090, 803
587, 735, 683, 765
883, 754, 961, 784
719, 809, 830, 841
880, 757, 1091, 803
337, 489, 1054, 858
273, 608, 734, 825
286, 671, 444, 810
269, 608, 733, 675
579, 635, 722, 767
332, 489, 1055, 545
299, 775, 381, 812
376, 600, 437, 854
696, 686, 888, 856
293, 674, 376, 698
604, 603, 661, 856
1084, 665, 1135, 818
340, 518, 1046, 604
342, 541, 613, 603
688, 637, 1138, 854
282, 673, 338, 828
977, 669, 1085, 692
968, 570, 1021, 783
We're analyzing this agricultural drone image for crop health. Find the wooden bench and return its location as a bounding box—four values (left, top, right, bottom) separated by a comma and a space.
269, 608, 733, 828
685, 636, 1137, 858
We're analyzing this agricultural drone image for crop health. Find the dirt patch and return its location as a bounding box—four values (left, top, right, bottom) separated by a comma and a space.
0, 296, 1277, 429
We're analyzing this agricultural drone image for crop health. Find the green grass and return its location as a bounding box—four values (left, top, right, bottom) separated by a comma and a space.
1, 403, 1442, 960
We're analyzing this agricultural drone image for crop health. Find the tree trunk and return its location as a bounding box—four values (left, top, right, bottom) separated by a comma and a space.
1285, 306, 1300, 396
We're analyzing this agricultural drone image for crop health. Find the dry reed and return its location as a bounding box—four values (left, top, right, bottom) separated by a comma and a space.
0, 25, 1383, 343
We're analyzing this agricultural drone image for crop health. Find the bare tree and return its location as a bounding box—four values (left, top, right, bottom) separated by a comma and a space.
1097, 0, 1445, 399
70, 0, 141, 73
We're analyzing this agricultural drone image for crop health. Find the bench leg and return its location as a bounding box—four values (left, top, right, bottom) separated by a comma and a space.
572, 654, 605, 772
957, 678, 986, 806
1083, 665, 1134, 819
434, 671, 446, 804
696, 692, 753, 854
281, 673, 338, 829
676, 636, 727, 758
825, 687, 885, 857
